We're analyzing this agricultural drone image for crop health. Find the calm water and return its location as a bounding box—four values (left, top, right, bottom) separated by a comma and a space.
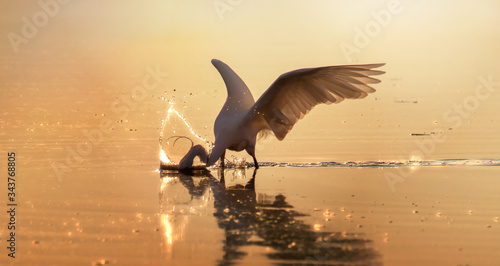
2, 61, 500, 265
1, 134, 500, 265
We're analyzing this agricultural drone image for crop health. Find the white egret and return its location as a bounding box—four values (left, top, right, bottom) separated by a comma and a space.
179, 59, 385, 169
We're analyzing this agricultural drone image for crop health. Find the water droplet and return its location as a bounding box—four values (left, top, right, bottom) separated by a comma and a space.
323, 209, 334, 217
314, 224, 324, 231
92, 259, 110, 265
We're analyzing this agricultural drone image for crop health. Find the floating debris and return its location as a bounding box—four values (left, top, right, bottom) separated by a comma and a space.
410, 132, 436, 136
394, 100, 418, 103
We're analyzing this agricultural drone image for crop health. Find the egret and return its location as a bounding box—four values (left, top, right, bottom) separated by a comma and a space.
179, 59, 385, 169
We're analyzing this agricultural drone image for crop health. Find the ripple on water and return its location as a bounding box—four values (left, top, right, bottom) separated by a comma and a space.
206, 159, 500, 169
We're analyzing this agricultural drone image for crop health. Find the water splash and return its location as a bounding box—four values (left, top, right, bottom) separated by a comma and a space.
159, 102, 212, 167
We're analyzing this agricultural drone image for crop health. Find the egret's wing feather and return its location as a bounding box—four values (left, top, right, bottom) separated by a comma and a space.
212, 59, 255, 114
246, 63, 385, 140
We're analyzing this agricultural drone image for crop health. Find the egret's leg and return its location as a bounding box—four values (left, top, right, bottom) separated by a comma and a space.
252, 155, 259, 169
219, 168, 225, 183
220, 150, 226, 168
246, 146, 259, 169
244, 168, 257, 189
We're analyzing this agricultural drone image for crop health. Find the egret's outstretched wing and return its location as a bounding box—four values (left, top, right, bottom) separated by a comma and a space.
246, 63, 385, 140
212, 59, 255, 114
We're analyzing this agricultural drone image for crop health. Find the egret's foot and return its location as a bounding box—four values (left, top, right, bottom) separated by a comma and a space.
251, 155, 259, 169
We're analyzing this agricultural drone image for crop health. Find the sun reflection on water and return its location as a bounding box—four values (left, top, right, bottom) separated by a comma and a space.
159, 173, 213, 255
162, 214, 173, 245
159, 149, 171, 164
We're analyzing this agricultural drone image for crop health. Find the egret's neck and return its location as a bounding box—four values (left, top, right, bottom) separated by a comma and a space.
179, 144, 209, 169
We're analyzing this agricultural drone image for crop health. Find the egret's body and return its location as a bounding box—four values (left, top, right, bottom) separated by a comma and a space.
179, 59, 385, 169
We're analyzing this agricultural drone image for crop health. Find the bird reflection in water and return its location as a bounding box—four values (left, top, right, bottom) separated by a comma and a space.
159, 169, 380, 265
